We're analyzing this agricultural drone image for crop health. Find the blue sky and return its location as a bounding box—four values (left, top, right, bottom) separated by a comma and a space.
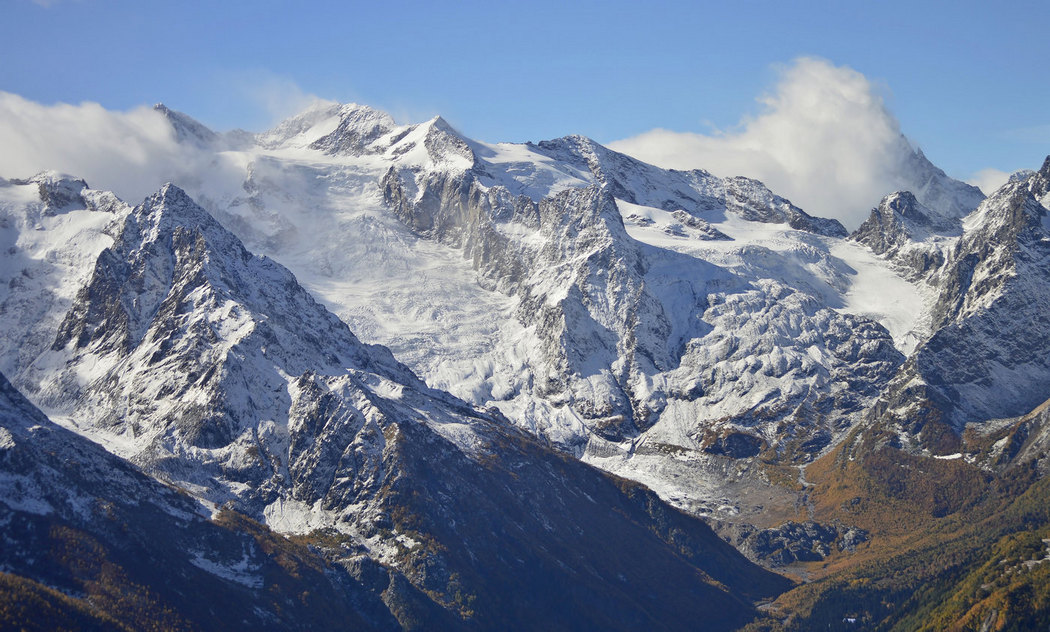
2, 0, 1049, 184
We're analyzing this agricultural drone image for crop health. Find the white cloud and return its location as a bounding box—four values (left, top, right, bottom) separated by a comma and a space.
609, 57, 913, 229
0, 92, 219, 202
966, 168, 1012, 195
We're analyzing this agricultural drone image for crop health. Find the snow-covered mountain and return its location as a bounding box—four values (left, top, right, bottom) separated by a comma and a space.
0, 173, 790, 629
4, 97, 1050, 628
124, 103, 959, 523
3, 103, 996, 522
849, 158, 1050, 450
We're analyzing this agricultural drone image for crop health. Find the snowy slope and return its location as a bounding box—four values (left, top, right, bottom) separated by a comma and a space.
0, 174, 128, 389
90, 104, 920, 521
4, 180, 491, 509
0, 176, 792, 629
2, 101, 1023, 529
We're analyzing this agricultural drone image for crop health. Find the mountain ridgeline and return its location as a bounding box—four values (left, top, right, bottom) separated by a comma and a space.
1, 101, 1049, 629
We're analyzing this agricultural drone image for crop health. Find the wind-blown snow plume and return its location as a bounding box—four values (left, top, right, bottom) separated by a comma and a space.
0, 92, 212, 201
230, 71, 338, 127
609, 58, 913, 229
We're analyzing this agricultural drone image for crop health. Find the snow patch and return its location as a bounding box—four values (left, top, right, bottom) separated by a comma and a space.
188, 548, 263, 589
263, 496, 338, 535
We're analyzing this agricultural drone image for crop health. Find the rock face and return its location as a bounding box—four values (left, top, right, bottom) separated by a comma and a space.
373, 120, 905, 522
0, 172, 128, 385
922, 182, 1050, 417
722, 174, 849, 237
0, 370, 401, 632
729, 521, 870, 567
379, 129, 894, 451
308, 105, 398, 156
850, 191, 960, 280
519, 134, 848, 238
0, 175, 791, 630
855, 164, 1050, 449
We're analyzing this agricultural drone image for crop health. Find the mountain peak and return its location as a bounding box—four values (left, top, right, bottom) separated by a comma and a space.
1027, 155, 1050, 202
725, 175, 849, 237
256, 102, 342, 149
849, 189, 958, 261
334, 102, 396, 126
146, 182, 210, 218
896, 140, 985, 218
12, 172, 90, 215
153, 103, 217, 147
427, 114, 458, 134
535, 133, 600, 155
306, 103, 397, 156
23, 170, 86, 187
882, 190, 928, 219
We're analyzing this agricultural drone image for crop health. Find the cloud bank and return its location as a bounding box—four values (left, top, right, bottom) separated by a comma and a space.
609, 58, 913, 229
0, 92, 210, 202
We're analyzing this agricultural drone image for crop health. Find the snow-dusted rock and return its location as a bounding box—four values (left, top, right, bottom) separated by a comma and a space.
6, 101, 1038, 533
0, 369, 402, 631
82, 103, 931, 524
859, 159, 1050, 450
0, 176, 792, 629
